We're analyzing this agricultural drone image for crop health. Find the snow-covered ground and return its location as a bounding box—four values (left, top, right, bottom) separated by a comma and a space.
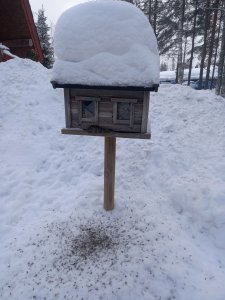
0, 59, 225, 300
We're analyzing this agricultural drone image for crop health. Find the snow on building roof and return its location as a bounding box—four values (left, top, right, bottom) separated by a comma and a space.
0, 0, 43, 62
52, 1, 159, 88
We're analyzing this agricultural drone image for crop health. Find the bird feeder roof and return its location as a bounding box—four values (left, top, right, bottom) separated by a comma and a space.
52, 1, 159, 90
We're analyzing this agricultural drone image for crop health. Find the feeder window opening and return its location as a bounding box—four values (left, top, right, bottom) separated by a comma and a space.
112, 98, 137, 127
82, 101, 95, 119
117, 102, 130, 121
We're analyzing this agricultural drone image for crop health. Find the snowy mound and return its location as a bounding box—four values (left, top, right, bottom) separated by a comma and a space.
1, 59, 225, 299
52, 0, 159, 87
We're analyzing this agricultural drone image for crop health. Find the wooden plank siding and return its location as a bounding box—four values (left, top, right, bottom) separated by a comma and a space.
62, 128, 151, 139
70, 88, 145, 99
141, 92, 150, 133
67, 88, 149, 134
99, 102, 113, 114
64, 88, 71, 128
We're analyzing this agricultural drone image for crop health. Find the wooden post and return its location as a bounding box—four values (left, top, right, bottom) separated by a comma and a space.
104, 137, 116, 210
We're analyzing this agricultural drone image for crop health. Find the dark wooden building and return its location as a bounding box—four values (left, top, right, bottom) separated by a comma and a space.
0, 0, 43, 62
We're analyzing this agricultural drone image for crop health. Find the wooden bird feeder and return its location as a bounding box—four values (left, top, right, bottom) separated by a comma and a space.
51, 83, 158, 139
51, 1, 159, 210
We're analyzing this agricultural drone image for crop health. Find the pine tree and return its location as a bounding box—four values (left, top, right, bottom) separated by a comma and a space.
142, 0, 161, 36
36, 8, 54, 69
156, 0, 184, 56
177, 0, 186, 84
205, 0, 221, 89
130, 0, 224, 94
160, 61, 168, 71
216, 6, 225, 96
188, 0, 198, 86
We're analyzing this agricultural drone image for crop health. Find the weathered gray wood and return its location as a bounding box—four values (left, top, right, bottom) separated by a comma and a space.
64, 88, 71, 128
134, 109, 143, 117
76, 96, 101, 102
99, 122, 141, 132
113, 102, 118, 124
134, 103, 143, 112
71, 112, 79, 119
98, 116, 114, 125
71, 106, 79, 114
70, 88, 144, 99
71, 111, 80, 127
61, 128, 151, 139
111, 98, 137, 103
113, 102, 135, 127
141, 92, 150, 133
66, 88, 150, 134
99, 102, 113, 113
134, 103, 143, 124
99, 112, 112, 118
71, 121, 80, 128
78, 100, 99, 124
130, 103, 134, 127
104, 137, 116, 210
134, 112, 142, 124
71, 101, 79, 109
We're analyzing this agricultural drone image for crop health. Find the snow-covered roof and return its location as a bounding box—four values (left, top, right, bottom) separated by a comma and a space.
52, 1, 159, 88
0, 43, 9, 51
0, 0, 43, 62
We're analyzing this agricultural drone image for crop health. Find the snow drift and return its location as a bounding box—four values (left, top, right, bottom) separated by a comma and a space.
52, 1, 159, 87
0, 59, 225, 299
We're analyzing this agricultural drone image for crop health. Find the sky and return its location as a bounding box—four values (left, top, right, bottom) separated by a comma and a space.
29, 0, 87, 25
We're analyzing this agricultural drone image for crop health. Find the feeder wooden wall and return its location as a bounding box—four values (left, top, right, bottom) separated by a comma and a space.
63, 88, 150, 136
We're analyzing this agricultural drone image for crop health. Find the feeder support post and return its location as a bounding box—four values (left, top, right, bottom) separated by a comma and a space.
104, 137, 116, 210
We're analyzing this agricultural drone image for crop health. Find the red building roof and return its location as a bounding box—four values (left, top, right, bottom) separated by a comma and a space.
0, 0, 43, 62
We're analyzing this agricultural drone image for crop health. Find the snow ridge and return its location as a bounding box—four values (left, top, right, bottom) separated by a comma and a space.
0, 59, 225, 299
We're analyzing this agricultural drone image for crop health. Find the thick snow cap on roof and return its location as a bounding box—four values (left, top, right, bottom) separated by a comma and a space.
52, 0, 160, 88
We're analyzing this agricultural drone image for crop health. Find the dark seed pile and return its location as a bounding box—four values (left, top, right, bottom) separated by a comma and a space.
48, 217, 124, 273
71, 225, 118, 259
1, 211, 181, 300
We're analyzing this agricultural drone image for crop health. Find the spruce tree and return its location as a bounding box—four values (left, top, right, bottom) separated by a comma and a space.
216, 7, 225, 96
36, 8, 54, 68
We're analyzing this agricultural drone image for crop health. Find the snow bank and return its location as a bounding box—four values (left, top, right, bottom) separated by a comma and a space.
52, 1, 159, 87
160, 67, 218, 82
1, 59, 225, 299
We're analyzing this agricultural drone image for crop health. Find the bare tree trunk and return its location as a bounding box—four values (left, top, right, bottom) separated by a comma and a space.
177, 0, 186, 84
188, 0, 198, 86
183, 33, 188, 66
221, 65, 225, 97
199, 0, 210, 89
148, 0, 152, 24
211, 8, 222, 90
172, 56, 176, 71
216, 6, 225, 96
205, 0, 220, 89
153, 0, 158, 35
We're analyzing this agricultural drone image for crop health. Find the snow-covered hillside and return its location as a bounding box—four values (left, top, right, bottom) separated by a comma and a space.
0, 59, 225, 300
